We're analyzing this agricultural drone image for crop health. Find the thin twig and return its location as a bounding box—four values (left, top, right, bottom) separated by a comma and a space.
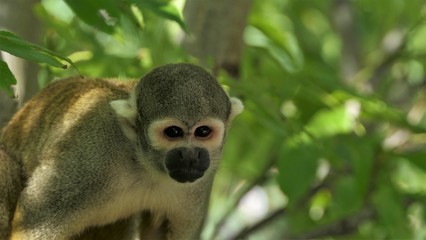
291, 207, 376, 239
210, 158, 277, 239
227, 179, 330, 240
230, 207, 286, 240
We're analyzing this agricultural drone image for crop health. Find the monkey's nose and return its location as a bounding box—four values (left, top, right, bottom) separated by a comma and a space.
165, 147, 210, 183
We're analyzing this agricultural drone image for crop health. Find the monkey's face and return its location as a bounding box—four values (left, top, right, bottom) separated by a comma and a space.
110, 63, 243, 183
147, 117, 225, 183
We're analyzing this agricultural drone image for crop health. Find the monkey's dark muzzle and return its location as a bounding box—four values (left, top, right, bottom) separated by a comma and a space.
165, 147, 210, 183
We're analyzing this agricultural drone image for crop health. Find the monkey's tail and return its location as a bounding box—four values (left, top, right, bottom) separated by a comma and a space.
0, 146, 23, 240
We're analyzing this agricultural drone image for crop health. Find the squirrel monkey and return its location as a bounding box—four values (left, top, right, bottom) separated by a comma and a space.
0, 63, 243, 239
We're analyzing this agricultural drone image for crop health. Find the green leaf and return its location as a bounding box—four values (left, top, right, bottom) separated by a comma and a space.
372, 184, 410, 237
305, 105, 357, 138
330, 90, 426, 133
64, 0, 120, 34
0, 59, 17, 96
130, 0, 188, 32
329, 176, 362, 218
0, 31, 74, 69
245, 26, 302, 73
395, 151, 426, 171
347, 137, 376, 196
392, 159, 426, 194
278, 143, 318, 204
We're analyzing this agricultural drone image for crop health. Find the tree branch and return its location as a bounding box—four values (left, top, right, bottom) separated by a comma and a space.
183, 0, 253, 78
292, 207, 376, 239
210, 159, 276, 239
226, 179, 330, 239
230, 207, 286, 240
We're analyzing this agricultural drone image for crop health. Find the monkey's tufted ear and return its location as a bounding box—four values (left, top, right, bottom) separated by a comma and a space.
228, 97, 244, 122
110, 90, 137, 122
110, 92, 138, 141
110, 99, 137, 124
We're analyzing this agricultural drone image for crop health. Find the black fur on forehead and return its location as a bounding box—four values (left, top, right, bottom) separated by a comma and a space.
135, 63, 231, 125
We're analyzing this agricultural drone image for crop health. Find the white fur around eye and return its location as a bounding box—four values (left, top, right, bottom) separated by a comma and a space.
191, 118, 225, 152
147, 119, 186, 151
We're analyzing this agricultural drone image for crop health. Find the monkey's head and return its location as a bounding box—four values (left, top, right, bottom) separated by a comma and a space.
111, 63, 243, 183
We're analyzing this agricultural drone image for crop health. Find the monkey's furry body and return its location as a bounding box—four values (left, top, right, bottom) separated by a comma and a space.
0, 63, 243, 239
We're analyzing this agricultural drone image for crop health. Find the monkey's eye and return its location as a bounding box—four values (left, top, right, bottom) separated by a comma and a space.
195, 126, 212, 138
164, 126, 184, 138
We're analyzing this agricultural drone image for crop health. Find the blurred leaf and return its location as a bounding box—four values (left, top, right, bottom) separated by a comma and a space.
346, 137, 377, 197
372, 184, 410, 238
331, 90, 426, 132
0, 59, 17, 96
42, 0, 74, 23
278, 143, 318, 204
0, 31, 73, 69
305, 105, 356, 138
248, 0, 303, 73
394, 151, 426, 171
392, 158, 426, 194
309, 189, 332, 221
222, 108, 284, 179
253, 18, 303, 67
329, 135, 380, 194
409, 24, 426, 53
329, 176, 363, 218
130, 0, 188, 32
64, 0, 119, 34
245, 26, 302, 73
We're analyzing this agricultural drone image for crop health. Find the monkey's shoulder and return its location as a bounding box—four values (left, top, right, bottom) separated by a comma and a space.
43, 77, 137, 99
0, 77, 137, 158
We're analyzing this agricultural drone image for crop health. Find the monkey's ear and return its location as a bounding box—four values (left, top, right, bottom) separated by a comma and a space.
110, 93, 138, 141
228, 97, 244, 122
110, 99, 137, 123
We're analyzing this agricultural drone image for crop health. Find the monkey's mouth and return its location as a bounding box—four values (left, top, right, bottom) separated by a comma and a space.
168, 168, 205, 183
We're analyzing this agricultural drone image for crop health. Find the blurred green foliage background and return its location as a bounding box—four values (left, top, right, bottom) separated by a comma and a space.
2, 0, 426, 239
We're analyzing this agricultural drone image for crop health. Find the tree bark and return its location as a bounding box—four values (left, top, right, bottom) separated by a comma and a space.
0, 0, 41, 127
183, 0, 253, 78
332, 0, 360, 85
